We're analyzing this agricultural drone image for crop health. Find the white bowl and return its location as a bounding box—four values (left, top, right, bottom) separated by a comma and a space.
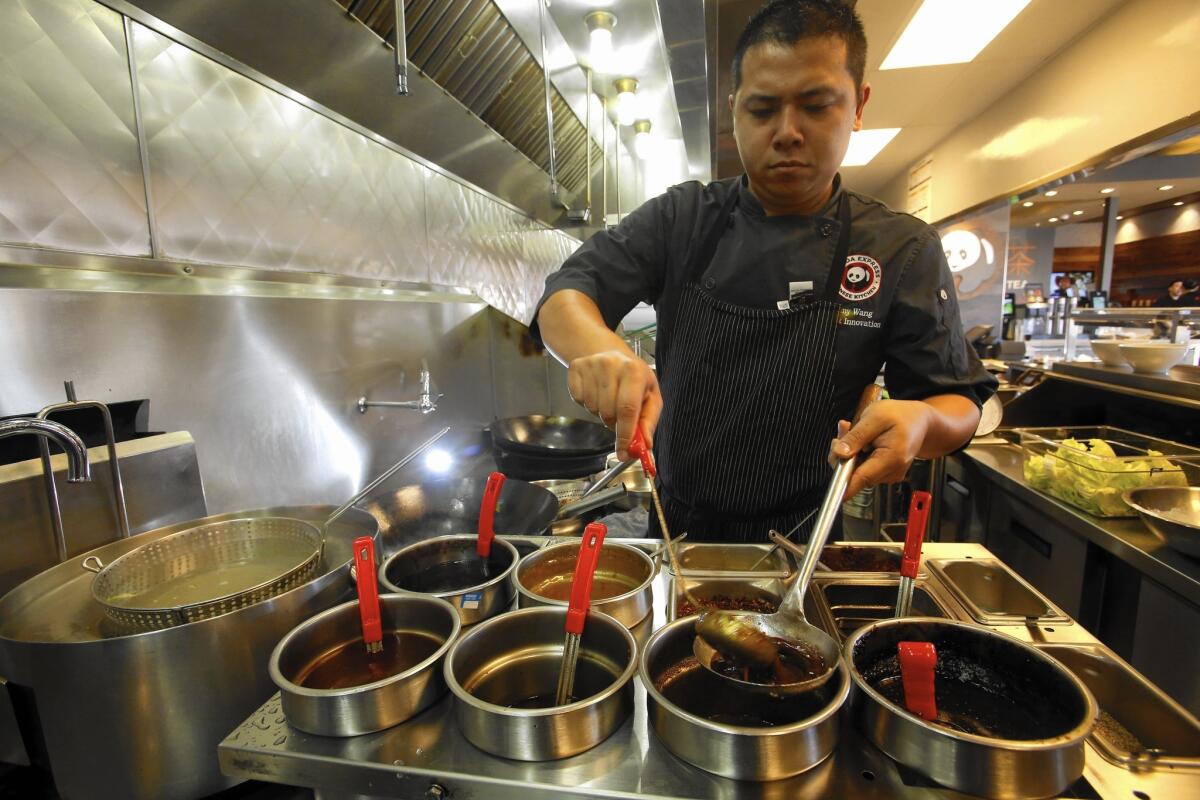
1117, 342, 1188, 374
1089, 339, 1128, 368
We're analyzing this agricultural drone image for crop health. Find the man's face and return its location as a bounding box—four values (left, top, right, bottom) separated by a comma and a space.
1169, 281, 1185, 298
730, 37, 868, 215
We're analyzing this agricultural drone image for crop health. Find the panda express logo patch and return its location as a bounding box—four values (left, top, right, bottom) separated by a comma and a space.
839, 254, 882, 302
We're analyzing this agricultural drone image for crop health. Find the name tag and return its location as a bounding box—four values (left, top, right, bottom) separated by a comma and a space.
462, 592, 483, 610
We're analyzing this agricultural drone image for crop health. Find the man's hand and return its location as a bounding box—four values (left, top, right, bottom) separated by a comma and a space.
828, 394, 980, 499
567, 350, 662, 460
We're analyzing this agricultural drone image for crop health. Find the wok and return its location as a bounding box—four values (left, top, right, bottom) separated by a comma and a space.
492, 447, 608, 481
491, 416, 615, 456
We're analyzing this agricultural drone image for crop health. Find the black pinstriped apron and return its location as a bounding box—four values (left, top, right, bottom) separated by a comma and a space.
652, 188, 853, 542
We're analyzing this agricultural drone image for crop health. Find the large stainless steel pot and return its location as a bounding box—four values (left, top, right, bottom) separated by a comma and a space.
514, 540, 654, 628
846, 618, 1097, 799
270, 593, 459, 736
444, 606, 635, 761
0, 505, 376, 800
640, 616, 849, 781
378, 534, 518, 625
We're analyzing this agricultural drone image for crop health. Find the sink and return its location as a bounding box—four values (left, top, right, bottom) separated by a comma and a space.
1040, 644, 1200, 769
816, 581, 951, 642
932, 559, 1068, 623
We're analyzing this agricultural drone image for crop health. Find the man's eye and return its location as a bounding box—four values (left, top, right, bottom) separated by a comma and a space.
806, 104, 832, 114
748, 108, 773, 119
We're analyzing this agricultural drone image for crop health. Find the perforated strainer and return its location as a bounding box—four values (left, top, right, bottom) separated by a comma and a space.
82, 517, 323, 631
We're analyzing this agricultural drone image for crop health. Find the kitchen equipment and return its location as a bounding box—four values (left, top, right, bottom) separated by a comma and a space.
1016, 425, 1200, 518
353, 536, 383, 653
1124, 486, 1200, 557
0, 504, 377, 800
846, 618, 1097, 799
640, 615, 850, 781
515, 535, 654, 629
897, 641, 938, 720
930, 559, 1069, 624
81, 516, 324, 631
818, 580, 952, 642
596, 452, 653, 510
693, 385, 880, 694
974, 393, 1004, 438
532, 478, 631, 536
444, 605, 636, 761
894, 491, 931, 617
491, 415, 615, 456
492, 446, 608, 480
746, 508, 818, 571
1118, 341, 1189, 374
556, 523, 606, 705
269, 592, 459, 736
1088, 339, 1128, 368
670, 540, 792, 578
668, 576, 788, 621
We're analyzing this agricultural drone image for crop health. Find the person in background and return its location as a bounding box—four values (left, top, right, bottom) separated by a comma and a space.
1053, 275, 1074, 298
532, 0, 996, 542
1154, 279, 1196, 308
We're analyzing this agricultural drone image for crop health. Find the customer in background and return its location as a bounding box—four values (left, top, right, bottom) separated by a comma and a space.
1154, 279, 1197, 308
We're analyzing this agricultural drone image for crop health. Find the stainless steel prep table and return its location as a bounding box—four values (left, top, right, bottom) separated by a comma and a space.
219, 541, 1196, 800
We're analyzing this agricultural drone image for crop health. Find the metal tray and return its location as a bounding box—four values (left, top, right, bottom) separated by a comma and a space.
666, 542, 791, 579
929, 558, 1071, 625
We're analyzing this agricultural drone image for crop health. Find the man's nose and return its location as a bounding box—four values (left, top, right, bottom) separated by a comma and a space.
773, 106, 805, 148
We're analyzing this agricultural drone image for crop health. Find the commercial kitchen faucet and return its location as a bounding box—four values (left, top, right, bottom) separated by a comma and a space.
0, 418, 91, 482
358, 363, 442, 415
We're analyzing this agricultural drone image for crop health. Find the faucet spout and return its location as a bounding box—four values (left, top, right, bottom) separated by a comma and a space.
0, 418, 91, 482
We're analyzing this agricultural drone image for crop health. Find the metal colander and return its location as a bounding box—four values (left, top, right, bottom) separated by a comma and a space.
532, 478, 591, 506
82, 517, 323, 631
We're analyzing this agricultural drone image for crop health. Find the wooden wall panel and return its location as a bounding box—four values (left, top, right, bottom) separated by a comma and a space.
1109, 229, 1200, 303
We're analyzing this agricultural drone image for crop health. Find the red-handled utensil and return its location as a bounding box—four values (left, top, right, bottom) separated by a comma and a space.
898, 641, 938, 721
894, 490, 932, 617
477, 471, 505, 559
353, 536, 383, 654
555, 522, 607, 705
627, 427, 656, 477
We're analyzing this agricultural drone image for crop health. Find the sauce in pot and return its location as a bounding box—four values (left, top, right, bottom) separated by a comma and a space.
295, 631, 442, 690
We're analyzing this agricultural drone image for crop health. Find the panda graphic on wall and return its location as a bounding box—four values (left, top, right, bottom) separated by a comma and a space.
941, 228, 999, 298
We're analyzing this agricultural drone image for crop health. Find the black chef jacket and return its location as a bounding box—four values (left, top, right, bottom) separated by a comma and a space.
532, 175, 997, 420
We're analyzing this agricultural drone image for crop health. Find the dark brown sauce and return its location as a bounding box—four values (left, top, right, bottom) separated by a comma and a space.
392, 557, 504, 594
657, 657, 830, 726
820, 546, 899, 572
532, 577, 633, 602
676, 594, 777, 618
709, 637, 828, 686
295, 631, 442, 690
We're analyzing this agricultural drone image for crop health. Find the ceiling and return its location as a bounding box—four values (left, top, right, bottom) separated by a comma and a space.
705, 0, 1128, 195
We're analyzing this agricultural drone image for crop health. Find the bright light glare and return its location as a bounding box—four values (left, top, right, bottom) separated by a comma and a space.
616, 90, 637, 126
1022, 201, 1034, 207
842, 128, 901, 167
425, 448, 453, 473
1044, 190, 1058, 197
589, 27, 613, 69
881, 0, 1032, 70
1100, 187, 1114, 194
635, 129, 654, 160
1159, 185, 1175, 191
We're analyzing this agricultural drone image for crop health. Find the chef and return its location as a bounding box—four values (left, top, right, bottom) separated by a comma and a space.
532, 0, 996, 541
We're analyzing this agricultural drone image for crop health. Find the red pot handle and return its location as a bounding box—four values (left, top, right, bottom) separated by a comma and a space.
627, 426, 656, 478
477, 471, 505, 558
353, 536, 383, 648
900, 491, 932, 580
898, 641, 938, 721
565, 523, 607, 636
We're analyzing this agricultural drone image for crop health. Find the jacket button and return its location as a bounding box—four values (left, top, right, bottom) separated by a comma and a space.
820, 223, 833, 237
939, 288, 949, 300
704, 277, 716, 290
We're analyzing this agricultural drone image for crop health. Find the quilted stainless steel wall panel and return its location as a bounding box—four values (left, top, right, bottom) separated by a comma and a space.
0, 0, 149, 255
130, 22, 430, 280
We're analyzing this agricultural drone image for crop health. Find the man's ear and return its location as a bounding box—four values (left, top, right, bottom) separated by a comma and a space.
854, 83, 871, 131
728, 92, 735, 113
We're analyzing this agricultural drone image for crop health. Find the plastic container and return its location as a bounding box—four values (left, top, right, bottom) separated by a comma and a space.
1016, 426, 1200, 517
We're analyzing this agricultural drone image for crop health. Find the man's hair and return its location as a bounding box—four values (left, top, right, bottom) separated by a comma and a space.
732, 0, 867, 91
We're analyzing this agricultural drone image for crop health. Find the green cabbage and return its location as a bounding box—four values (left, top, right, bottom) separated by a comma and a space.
1023, 438, 1188, 516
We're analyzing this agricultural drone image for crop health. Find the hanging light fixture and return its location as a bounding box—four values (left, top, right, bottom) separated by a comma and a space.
613, 77, 639, 126
634, 119, 654, 159
585, 11, 616, 70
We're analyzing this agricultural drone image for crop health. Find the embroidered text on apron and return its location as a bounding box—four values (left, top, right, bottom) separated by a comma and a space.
653, 188, 854, 542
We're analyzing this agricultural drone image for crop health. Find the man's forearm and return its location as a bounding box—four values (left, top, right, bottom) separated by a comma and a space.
538, 289, 636, 366
916, 394, 981, 458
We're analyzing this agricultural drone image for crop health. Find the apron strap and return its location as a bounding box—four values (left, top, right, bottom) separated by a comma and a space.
686, 182, 742, 283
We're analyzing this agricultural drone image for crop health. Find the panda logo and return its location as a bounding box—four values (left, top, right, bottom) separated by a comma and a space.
839, 255, 882, 302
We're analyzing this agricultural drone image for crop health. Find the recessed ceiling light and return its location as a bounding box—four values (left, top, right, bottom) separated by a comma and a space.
1035, 222, 1041, 227
1048, 217, 1058, 222
1116, 215, 1123, 220
1073, 210, 1083, 216
842, 128, 902, 166
1100, 187, 1114, 194
1045, 190, 1058, 197
1159, 184, 1174, 191
880, 0, 1032, 70
1174, 201, 1185, 206
1022, 201, 1034, 207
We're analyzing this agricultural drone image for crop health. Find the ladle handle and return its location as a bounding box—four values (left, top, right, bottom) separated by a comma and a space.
566, 523, 607, 635
901, 491, 931, 579
898, 641, 938, 721
785, 384, 882, 614
628, 427, 656, 478
477, 471, 505, 558
353, 536, 383, 648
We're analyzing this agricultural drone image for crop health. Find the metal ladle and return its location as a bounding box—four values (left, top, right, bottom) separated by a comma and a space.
692, 385, 882, 695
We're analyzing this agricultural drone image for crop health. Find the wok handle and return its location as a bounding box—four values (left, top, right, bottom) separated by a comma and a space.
353, 537, 383, 648
566, 523, 606, 636
900, 491, 932, 579
477, 471, 505, 558
627, 426, 656, 478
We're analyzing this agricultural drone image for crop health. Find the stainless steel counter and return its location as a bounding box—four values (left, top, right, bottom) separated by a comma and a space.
218, 541, 1196, 800
963, 443, 1200, 606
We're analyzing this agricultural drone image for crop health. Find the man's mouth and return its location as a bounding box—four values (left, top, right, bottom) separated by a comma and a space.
769, 161, 810, 170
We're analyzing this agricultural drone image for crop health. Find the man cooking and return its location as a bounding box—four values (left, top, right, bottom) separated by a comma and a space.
532, 0, 996, 542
